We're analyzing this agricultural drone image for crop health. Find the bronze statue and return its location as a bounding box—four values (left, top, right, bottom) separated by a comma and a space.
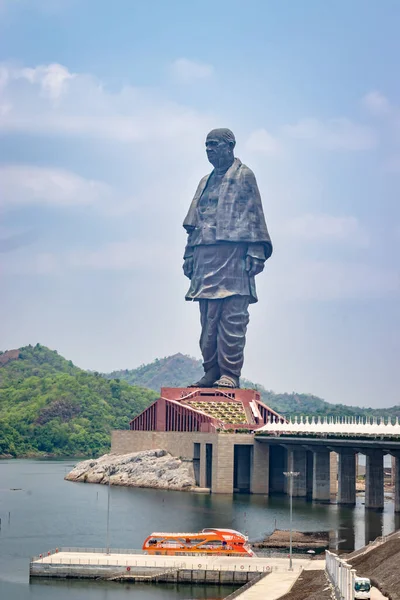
183, 129, 272, 388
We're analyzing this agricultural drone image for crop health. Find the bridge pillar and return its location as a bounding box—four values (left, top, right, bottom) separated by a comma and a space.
393, 453, 400, 513
286, 446, 307, 497
251, 443, 269, 494
330, 451, 338, 495
365, 450, 384, 510
269, 445, 286, 494
337, 449, 356, 505
312, 449, 331, 502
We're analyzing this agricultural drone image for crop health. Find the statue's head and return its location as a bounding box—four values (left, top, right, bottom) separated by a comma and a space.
205, 128, 236, 168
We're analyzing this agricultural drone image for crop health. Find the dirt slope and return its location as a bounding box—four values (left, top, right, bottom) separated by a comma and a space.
348, 535, 400, 600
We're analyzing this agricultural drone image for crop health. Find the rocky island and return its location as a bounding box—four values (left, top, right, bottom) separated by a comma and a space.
65, 449, 196, 491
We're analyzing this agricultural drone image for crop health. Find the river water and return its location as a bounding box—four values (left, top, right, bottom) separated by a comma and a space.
0, 459, 399, 600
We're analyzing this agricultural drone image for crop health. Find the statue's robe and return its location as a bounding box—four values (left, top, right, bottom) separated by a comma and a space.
183, 158, 272, 380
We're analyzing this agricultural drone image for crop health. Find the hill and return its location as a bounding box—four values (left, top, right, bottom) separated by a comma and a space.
0, 344, 157, 458
107, 353, 204, 391
105, 353, 400, 419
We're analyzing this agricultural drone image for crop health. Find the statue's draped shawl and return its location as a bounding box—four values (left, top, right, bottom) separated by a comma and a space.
183, 158, 272, 258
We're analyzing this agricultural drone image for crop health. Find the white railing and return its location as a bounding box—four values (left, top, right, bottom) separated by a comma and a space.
325, 550, 356, 600
258, 415, 400, 438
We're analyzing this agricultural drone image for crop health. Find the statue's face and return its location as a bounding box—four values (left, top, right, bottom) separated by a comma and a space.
205, 135, 233, 167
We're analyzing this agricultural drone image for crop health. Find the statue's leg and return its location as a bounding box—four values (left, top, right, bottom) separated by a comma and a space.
214, 295, 250, 388
189, 299, 221, 387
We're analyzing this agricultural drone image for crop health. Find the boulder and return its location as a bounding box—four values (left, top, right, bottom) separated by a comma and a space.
65, 449, 196, 491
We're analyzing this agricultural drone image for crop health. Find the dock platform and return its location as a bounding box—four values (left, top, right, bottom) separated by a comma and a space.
30, 548, 324, 584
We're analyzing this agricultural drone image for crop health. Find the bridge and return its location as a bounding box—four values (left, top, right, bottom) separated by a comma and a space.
257, 416, 400, 511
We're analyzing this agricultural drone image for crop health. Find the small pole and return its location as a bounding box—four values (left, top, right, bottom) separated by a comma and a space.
283, 471, 300, 572
289, 476, 293, 570
106, 468, 111, 555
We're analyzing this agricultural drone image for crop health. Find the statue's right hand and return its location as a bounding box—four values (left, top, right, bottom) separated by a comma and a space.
183, 257, 194, 279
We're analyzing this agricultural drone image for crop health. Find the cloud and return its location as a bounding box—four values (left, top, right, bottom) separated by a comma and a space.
0, 164, 113, 208
272, 259, 399, 301
67, 240, 176, 271
0, 164, 143, 216
362, 91, 392, 117
168, 58, 214, 84
384, 155, 400, 173
16, 63, 75, 100
0, 62, 213, 142
0, 228, 37, 252
1, 237, 180, 275
244, 128, 283, 156
0, 0, 75, 15
282, 214, 369, 247
0, 249, 60, 275
283, 117, 376, 151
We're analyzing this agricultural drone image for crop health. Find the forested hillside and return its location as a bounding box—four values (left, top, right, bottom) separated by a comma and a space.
2, 344, 399, 459
107, 353, 203, 390
0, 344, 156, 457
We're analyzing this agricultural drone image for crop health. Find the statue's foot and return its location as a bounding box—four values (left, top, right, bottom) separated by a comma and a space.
189, 366, 220, 388
214, 374, 239, 389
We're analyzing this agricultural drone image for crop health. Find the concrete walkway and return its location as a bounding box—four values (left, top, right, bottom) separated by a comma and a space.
234, 562, 325, 600
235, 571, 299, 600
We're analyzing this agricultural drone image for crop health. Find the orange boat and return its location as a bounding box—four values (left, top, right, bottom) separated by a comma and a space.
142, 528, 254, 556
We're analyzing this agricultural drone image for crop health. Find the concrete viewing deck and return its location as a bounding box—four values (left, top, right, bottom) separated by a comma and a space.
30, 548, 324, 585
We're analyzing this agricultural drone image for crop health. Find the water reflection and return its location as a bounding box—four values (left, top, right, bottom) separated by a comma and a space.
365, 510, 384, 546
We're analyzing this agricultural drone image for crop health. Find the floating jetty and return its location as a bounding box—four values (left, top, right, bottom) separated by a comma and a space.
29, 548, 319, 584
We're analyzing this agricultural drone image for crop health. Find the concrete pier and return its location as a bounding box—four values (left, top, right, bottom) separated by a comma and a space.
29, 549, 321, 583
269, 445, 286, 494
312, 450, 331, 502
286, 446, 307, 497
251, 442, 269, 494
337, 450, 356, 505
394, 453, 400, 513
199, 443, 206, 488
330, 452, 338, 495
365, 450, 384, 510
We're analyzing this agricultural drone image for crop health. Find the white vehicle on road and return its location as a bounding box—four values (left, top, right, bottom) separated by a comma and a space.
354, 577, 371, 599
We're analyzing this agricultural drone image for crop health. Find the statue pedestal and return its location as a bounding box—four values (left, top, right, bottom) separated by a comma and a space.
156, 387, 274, 431
130, 386, 283, 432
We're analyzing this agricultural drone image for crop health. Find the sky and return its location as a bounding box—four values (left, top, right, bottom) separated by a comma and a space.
0, 0, 399, 408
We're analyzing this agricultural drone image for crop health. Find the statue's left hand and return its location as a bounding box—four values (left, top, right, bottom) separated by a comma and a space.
245, 255, 265, 277
183, 256, 194, 279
